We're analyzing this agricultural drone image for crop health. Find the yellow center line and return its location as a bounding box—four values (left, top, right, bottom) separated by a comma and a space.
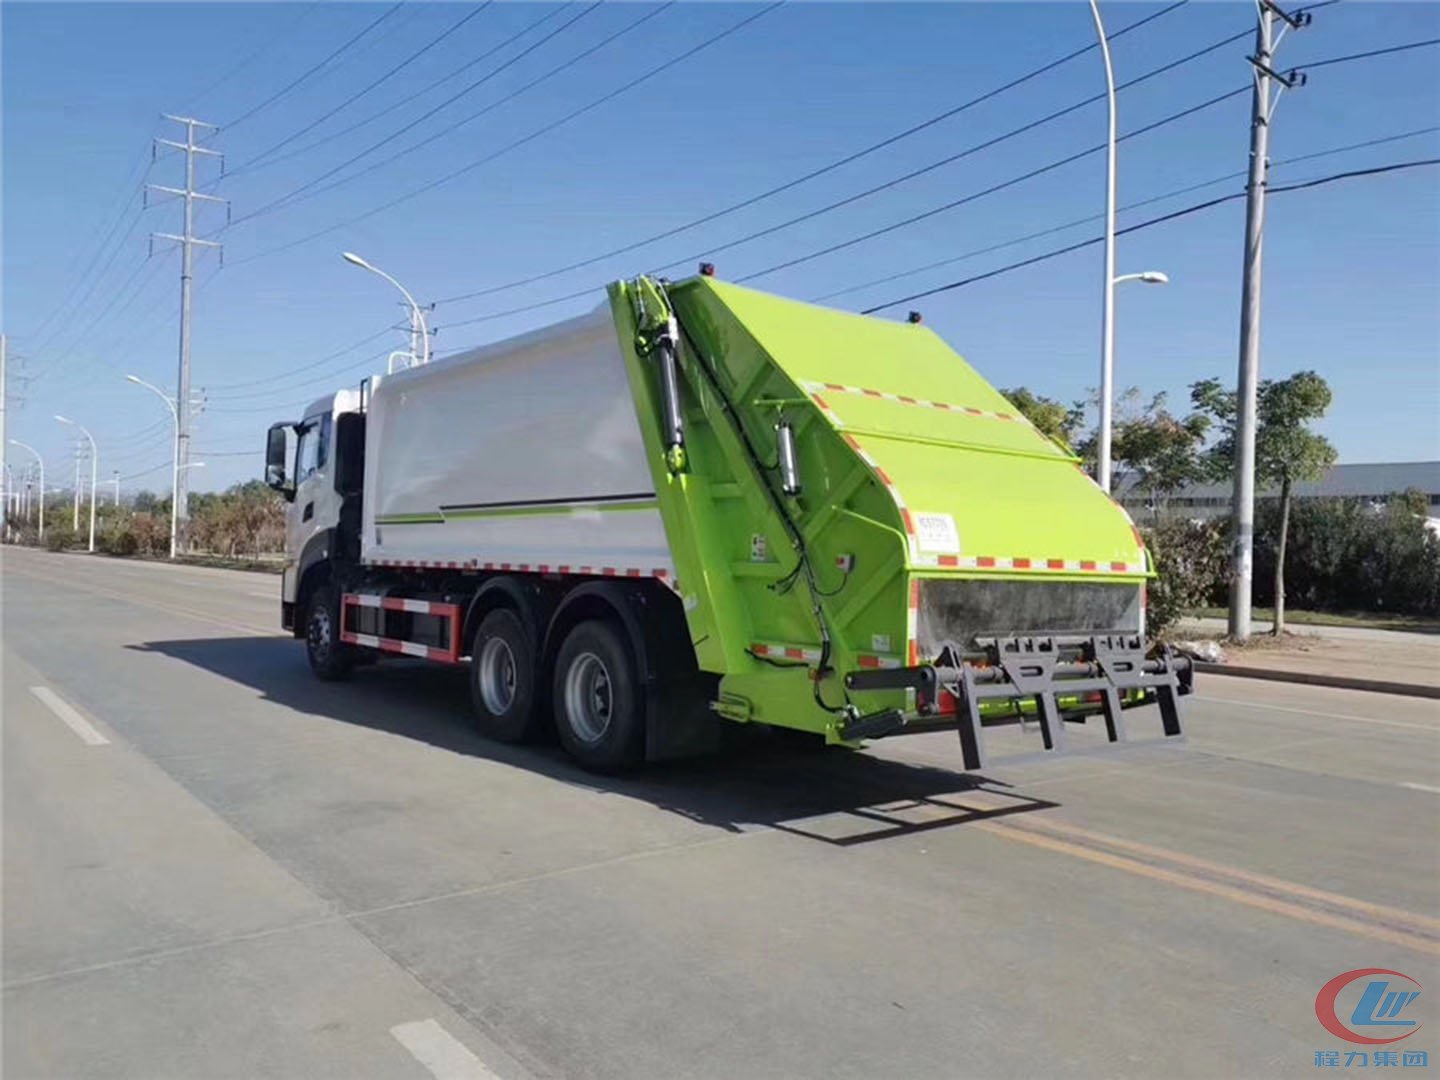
970, 820, 1440, 956
996, 814, 1440, 936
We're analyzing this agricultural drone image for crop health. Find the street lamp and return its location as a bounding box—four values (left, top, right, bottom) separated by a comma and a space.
341, 251, 430, 369
1095, 271, 1171, 494
1089, 0, 1119, 494
9, 439, 44, 541
55, 415, 98, 552
125, 374, 180, 559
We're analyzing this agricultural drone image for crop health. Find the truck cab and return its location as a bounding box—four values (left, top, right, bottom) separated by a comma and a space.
264, 387, 366, 633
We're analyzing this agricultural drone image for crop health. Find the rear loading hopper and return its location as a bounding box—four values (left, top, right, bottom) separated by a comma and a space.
613, 275, 1190, 765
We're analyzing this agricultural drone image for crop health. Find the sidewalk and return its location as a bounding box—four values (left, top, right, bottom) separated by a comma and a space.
1172, 619, 1440, 698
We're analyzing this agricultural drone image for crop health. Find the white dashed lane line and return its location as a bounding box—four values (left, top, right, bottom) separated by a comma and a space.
391, 1019, 503, 1080
29, 686, 110, 746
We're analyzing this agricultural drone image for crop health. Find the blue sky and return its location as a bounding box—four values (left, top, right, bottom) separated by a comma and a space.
3, 1, 1437, 494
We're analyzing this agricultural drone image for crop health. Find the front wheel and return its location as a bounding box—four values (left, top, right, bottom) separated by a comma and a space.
305, 584, 354, 681
552, 620, 643, 771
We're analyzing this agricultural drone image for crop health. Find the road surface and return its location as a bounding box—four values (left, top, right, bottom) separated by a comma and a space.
4, 546, 1437, 1079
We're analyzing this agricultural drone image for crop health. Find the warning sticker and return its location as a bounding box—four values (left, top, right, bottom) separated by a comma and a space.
913, 512, 961, 554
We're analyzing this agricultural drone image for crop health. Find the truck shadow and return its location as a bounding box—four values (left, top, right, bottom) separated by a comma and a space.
131, 636, 1058, 846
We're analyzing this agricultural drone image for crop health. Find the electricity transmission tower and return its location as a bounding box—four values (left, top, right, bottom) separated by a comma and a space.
148, 115, 226, 549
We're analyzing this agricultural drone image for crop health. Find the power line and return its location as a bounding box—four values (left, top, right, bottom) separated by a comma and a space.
814, 123, 1439, 304
184, 3, 322, 112
221, 3, 407, 132
24, 150, 153, 348
218, 6, 570, 183
227, 1, 786, 268
859, 157, 1439, 313
734, 85, 1250, 285
647, 24, 1252, 281
229, 2, 607, 225
245, 1, 677, 221
206, 325, 399, 390
429, 0, 1191, 307
1300, 37, 1439, 68
225, 3, 497, 177
207, 346, 395, 403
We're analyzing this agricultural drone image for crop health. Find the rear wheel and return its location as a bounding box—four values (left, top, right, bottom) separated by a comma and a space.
552, 620, 643, 771
469, 608, 539, 742
305, 584, 353, 681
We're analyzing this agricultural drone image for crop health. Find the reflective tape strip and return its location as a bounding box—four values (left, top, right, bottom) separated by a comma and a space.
917, 554, 1146, 574
842, 431, 920, 563
907, 579, 920, 667
341, 630, 454, 664
750, 642, 823, 663
360, 560, 675, 588
805, 382, 1033, 427
856, 654, 904, 669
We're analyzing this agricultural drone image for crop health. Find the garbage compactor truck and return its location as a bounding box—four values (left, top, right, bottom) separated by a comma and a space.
264, 272, 1191, 771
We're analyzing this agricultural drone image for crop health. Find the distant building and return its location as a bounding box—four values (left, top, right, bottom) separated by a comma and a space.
1117, 461, 1440, 519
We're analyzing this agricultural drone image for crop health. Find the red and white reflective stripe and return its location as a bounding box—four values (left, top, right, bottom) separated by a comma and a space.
750, 643, 903, 669
348, 594, 452, 615
906, 579, 920, 668
841, 432, 921, 562
750, 641, 823, 663
804, 382, 1034, 428
916, 553, 1146, 574
361, 559, 677, 590
341, 631, 455, 663
855, 653, 904, 669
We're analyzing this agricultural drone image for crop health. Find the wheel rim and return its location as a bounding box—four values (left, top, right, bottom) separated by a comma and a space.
477, 636, 517, 715
308, 606, 332, 660
563, 651, 613, 745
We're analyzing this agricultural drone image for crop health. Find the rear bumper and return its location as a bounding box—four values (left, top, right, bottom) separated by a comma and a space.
843, 633, 1191, 770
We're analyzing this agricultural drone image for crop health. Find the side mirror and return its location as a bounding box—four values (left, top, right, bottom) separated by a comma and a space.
265, 423, 294, 502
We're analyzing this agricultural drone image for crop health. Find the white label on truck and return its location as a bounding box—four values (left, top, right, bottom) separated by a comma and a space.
750, 534, 769, 562
871, 633, 892, 653
913, 512, 961, 554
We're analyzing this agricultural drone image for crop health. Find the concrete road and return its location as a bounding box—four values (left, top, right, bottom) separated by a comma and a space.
4, 546, 1437, 1080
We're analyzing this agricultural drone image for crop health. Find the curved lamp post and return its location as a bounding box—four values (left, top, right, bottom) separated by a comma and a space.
55, 415, 97, 552
342, 251, 430, 369
125, 374, 181, 559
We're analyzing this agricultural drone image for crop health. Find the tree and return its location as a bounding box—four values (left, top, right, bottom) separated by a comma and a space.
1192, 371, 1338, 636
1000, 387, 1084, 447
1073, 390, 1210, 517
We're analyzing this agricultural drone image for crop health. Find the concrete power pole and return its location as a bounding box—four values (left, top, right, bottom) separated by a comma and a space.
1227, 0, 1309, 642
1, 334, 7, 540
148, 115, 225, 554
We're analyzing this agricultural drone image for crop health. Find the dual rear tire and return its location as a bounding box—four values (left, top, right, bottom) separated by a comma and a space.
468, 613, 642, 771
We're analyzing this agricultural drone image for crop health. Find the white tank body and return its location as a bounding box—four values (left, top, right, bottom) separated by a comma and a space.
360, 305, 674, 579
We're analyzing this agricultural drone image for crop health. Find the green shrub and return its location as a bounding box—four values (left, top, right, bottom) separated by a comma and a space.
1253, 496, 1440, 615
101, 528, 139, 557
42, 525, 81, 552
1141, 518, 1227, 638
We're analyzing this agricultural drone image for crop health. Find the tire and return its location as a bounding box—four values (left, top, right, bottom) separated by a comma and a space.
305, 583, 354, 681
552, 619, 644, 771
468, 608, 540, 742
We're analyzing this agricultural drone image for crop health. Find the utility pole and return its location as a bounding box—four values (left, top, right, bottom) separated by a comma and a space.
149, 115, 224, 554
1227, 0, 1309, 641
1, 334, 8, 540
113, 470, 121, 507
